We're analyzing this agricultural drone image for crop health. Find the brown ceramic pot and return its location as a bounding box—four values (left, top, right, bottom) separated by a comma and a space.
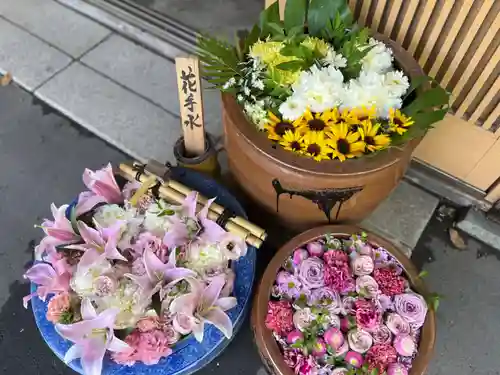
222, 35, 425, 230
252, 225, 436, 375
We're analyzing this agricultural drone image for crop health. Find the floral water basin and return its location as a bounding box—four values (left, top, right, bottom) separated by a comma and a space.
28, 166, 256, 375
252, 226, 435, 375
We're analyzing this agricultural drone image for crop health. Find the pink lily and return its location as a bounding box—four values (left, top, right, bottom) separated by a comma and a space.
83, 163, 123, 204
56, 299, 130, 375
126, 248, 196, 298
23, 263, 71, 308
163, 193, 226, 248
75, 191, 107, 217
170, 275, 237, 342
35, 203, 81, 257
67, 221, 127, 269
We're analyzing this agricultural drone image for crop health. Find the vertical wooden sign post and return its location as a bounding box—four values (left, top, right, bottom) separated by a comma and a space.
175, 56, 206, 156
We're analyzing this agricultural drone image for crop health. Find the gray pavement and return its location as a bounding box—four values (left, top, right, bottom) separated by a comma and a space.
1, 83, 499, 375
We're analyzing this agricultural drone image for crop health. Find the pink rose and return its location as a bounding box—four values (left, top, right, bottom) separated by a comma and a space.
393, 293, 428, 329
351, 255, 374, 276
386, 313, 411, 336
387, 363, 409, 375
298, 257, 325, 289
356, 275, 379, 299
341, 296, 357, 315
393, 334, 416, 356
371, 324, 393, 345
293, 308, 315, 331
347, 328, 373, 353
293, 248, 309, 266
307, 241, 324, 257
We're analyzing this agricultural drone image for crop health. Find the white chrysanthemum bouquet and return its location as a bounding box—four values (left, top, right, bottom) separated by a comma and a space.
198, 0, 449, 162
23, 164, 247, 375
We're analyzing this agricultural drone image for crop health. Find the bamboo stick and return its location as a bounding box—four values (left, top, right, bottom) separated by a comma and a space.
118, 163, 266, 249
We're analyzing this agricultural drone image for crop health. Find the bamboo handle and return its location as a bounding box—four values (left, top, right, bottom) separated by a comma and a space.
118, 163, 266, 249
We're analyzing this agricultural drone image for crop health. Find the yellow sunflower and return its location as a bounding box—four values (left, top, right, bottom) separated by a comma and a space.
301, 132, 333, 162
279, 130, 304, 154
389, 109, 415, 135
265, 112, 298, 141
358, 120, 391, 152
328, 123, 366, 161
348, 106, 377, 122
297, 109, 333, 136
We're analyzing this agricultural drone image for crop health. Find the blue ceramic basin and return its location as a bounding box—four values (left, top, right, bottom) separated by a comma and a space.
31, 167, 257, 375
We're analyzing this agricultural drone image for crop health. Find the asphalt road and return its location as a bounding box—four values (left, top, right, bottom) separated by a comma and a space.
0, 83, 499, 375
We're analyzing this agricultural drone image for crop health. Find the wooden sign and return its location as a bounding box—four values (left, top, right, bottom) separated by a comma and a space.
175, 56, 206, 156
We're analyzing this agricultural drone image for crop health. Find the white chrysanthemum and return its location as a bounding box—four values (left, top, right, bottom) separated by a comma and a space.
323, 48, 347, 68
252, 79, 265, 90
186, 241, 227, 272
288, 65, 345, 114
384, 70, 410, 98
70, 257, 113, 297
361, 38, 393, 74
279, 96, 308, 121
94, 204, 134, 228
222, 77, 236, 90
94, 278, 150, 328
244, 101, 269, 130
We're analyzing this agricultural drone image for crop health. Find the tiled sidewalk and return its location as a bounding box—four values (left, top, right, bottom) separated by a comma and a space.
0, 0, 439, 254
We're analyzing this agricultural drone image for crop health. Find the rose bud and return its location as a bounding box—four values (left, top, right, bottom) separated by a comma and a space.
293, 248, 309, 266
334, 341, 349, 357
312, 337, 327, 357
324, 327, 344, 350
393, 334, 416, 356
286, 330, 303, 344
345, 351, 364, 368
340, 317, 351, 332
387, 363, 409, 375
307, 241, 324, 257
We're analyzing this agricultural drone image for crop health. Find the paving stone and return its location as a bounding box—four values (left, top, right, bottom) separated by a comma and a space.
0, 18, 72, 90
35, 62, 181, 164
457, 208, 500, 251
0, 0, 110, 57
80, 34, 223, 137
362, 181, 440, 256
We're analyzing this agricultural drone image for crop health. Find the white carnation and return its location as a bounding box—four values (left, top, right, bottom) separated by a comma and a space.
279, 96, 307, 121
71, 257, 113, 297
143, 201, 175, 237
384, 70, 410, 98
361, 38, 393, 74
186, 241, 226, 272
94, 278, 150, 328
94, 204, 134, 228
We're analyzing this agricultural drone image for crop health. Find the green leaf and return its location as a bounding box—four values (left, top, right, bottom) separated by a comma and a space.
157, 209, 175, 217
69, 205, 79, 234
259, 2, 281, 37
284, 0, 308, 32
307, 0, 353, 37
426, 292, 444, 311
404, 87, 450, 116
244, 24, 262, 54
276, 60, 304, 71
402, 75, 429, 101
268, 22, 286, 36
418, 270, 429, 279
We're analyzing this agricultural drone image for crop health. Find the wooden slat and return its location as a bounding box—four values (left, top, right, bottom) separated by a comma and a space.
428, 5, 471, 78
456, 44, 499, 117
396, 0, 420, 45
407, 0, 437, 56
484, 103, 500, 133
358, 0, 372, 26
383, 0, 403, 36
441, 1, 494, 87
485, 180, 500, 204
349, 0, 357, 13
418, 0, 453, 67
451, 11, 500, 109
371, 0, 388, 31
470, 76, 500, 125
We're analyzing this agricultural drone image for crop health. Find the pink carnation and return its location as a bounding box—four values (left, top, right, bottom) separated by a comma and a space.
373, 268, 406, 296
136, 316, 162, 332
46, 293, 71, 323
112, 329, 172, 366
324, 263, 355, 294
365, 344, 397, 373
355, 300, 381, 331
323, 250, 349, 267
265, 300, 294, 336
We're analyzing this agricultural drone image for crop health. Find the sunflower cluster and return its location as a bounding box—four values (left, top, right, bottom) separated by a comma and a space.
264, 107, 414, 162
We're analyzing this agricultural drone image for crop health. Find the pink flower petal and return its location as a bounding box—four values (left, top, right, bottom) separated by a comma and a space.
192, 321, 205, 342
170, 293, 197, 315
24, 263, 56, 285
108, 337, 130, 353
64, 344, 83, 363
164, 267, 197, 283
81, 338, 107, 375
183, 192, 198, 218
77, 221, 104, 248
144, 249, 167, 282
81, 299, 97, 320
203, 307, 233, 339
75, 192, 106, 217
201, 275, 225, 311
77, 249, 102, 270
215, 297, 237, 311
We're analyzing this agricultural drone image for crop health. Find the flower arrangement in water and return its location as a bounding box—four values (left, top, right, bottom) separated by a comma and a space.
265, 233, 433, 375
198, 0, 449, 162
23, 164, 247, 375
